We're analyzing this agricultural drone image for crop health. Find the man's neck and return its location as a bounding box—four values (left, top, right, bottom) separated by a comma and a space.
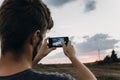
0, 52, 32, 76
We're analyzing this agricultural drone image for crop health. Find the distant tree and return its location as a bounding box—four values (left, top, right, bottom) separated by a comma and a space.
97, 49, 120, 65
104, 55, 110, 63
103, 49, 119, 64
110, 50, 118, 62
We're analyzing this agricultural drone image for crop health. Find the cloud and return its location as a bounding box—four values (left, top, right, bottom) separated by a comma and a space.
48, 33, 119, 59
76, 33, 120, 53
44, 0, 97, 12
84, 0, 97, 12
44, 0, 76, 7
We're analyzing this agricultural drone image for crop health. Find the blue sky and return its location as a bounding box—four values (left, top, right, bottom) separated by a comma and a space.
0, 0, 120, 64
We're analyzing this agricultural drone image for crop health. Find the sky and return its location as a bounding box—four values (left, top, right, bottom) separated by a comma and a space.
0, 0, 120, 64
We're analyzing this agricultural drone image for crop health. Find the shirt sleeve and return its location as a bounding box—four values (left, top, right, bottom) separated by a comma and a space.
60, 73, 76, 80
42, 72, 76, 80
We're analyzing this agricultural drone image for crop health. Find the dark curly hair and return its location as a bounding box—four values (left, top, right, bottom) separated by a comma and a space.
0, 0, 53, 55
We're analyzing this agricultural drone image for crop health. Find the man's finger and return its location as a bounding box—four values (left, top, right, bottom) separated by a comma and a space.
44, 38, 48, 43
68, 41, 71, 46
61, 42, 66, 48
43, 38, 48, 45
48, 47, 56, 53
51, 47, 56, 50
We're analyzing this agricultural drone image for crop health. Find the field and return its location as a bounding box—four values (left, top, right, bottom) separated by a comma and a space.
33, 63, 120, 80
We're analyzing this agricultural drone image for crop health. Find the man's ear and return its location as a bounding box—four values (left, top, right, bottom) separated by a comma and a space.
31, 30, 40, 45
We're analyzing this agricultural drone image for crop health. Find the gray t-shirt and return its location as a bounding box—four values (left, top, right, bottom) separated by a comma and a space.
0, 69, 76, 80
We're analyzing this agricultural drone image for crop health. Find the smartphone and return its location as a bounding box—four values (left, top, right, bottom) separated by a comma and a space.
48, 37, 69, 48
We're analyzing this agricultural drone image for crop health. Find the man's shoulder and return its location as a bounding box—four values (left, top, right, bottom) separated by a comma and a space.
31, 70, 76, 80
0, 69, 75, 80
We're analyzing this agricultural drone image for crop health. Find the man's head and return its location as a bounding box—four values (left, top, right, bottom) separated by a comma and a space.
0, 0, 53, 57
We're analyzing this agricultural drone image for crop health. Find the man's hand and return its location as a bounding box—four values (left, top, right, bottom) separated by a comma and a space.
62, 41, 76, 59
38, 38, 56, 58
62, 41, 97, 80
32, 38, 56, 67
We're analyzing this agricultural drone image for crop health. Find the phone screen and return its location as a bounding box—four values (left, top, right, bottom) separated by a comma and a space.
48, 37, 69, 48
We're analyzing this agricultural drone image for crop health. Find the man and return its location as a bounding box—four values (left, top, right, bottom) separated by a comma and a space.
0, 0, 97, 80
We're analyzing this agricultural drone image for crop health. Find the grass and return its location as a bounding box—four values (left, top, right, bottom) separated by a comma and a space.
33, 63, 120, 80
